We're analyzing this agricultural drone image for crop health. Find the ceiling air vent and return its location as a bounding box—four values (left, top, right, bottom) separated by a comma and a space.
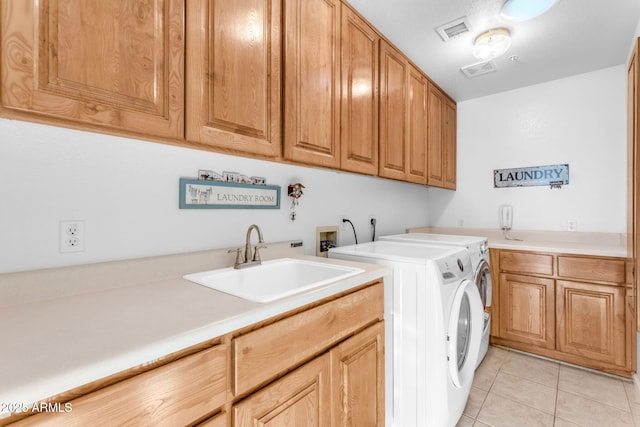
436, 17, 472, 41
461, 60, 498, 78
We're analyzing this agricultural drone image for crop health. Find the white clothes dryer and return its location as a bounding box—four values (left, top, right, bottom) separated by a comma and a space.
329, 241, 484, 427
379, 233, 492, 367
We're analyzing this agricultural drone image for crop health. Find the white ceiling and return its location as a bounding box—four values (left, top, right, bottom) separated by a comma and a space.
346, 0, 640, 101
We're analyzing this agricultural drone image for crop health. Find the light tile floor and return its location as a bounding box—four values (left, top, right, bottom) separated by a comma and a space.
457, 346, 640, 427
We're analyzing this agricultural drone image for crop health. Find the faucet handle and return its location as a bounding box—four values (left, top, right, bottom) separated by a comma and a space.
252, 245, 267, 262
228, 248, 244, 267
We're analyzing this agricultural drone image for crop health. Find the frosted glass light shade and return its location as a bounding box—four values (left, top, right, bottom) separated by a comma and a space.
472, 28, 511, 60
501, 0, 559, 21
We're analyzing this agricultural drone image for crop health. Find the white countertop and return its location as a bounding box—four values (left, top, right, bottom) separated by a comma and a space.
0, 242, 387, 419
406, 227, 629, 258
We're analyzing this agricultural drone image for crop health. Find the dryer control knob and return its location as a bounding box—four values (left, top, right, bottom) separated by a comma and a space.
480, 242, 488, 254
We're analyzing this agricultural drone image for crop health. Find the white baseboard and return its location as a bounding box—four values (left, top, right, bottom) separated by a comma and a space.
634, 372, 640, 394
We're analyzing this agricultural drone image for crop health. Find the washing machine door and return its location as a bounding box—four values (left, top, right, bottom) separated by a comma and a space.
474, 259, 492, 308
448, 279, 483, 388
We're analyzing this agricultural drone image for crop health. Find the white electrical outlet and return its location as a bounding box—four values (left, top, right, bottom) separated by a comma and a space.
567, 219, 577, 232
60, 220, 85, 253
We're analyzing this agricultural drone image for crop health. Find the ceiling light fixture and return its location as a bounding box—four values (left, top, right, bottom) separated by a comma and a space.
472, 28, 511, 60
500, 0, 559, 21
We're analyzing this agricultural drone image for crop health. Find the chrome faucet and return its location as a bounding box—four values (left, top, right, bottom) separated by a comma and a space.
228, 224, 266, 269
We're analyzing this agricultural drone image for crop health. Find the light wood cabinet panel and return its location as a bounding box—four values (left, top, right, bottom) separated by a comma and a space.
10, 344, 228, 427
499, 273, 555, 349
556, 280, 626, 367
443, 97, 457, 189
340, 4, 379, 175
1, 0, 184, 138
406, 65, 428, 184
627, 38, 640, 333
499, 251, 554, 276
232, 282, 383, 396
492, 248, 635, 377
378, 40, 408, 181
283, 0, 341, 168
197, 411, 227, 427
331, 322, 385, 427
5, 278, 386, 426
427, 83, 457, 189
186, 0, 281, 157
233, 353, 332, 427
427, 83, 444, 186
558, 256, 626, 283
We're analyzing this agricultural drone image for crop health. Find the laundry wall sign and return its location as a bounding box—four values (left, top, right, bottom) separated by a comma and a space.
494, 164, 569, 188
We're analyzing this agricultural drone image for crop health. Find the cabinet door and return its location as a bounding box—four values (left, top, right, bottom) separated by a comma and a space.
233, 353, 331, 427
1, 0, 184, 138
443, 97, 457, 189
406, 66, 428, 184
186, 0, 281, 157
556, 280, 626, 367
340, 5, 379, 175
331, 322, 385, 427
499, 273, 555, 349
427, 83, 444, 186
283, 0, 341, 168
378, 40, 408, 180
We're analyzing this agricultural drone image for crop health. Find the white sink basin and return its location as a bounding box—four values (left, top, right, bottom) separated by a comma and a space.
183, 258, 364, 303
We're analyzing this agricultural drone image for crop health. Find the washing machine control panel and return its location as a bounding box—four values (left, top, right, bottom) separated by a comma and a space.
437, 254, 473, 284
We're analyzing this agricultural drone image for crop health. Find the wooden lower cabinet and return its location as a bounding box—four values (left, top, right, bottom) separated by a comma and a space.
233, 354, 332, 426
331, 322, 385, 427
7, 344, 228, 427
4, 281, 384, 426
198, 412, 228, 427
556, 280, 626, 367
499, 273, 555, 350
234, 321, 384, 427
492, 249, 635, 377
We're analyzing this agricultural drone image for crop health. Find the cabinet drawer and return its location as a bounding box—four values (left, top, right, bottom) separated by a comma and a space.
12, 344, 228, 427
232, 281, 383, 395
499, 251, 553, 275
558, 256, 626, 284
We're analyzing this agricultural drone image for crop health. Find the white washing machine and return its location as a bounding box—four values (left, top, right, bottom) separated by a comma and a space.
379, 233, 492, 367
329, 241, 484, 427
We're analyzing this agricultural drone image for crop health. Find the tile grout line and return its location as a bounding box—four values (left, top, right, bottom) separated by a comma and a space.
553, 362, 561, 427
477, 350, 513, 427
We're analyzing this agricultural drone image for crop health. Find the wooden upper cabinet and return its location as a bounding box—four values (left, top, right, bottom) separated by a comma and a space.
427, 83, 444, 187
283, 0, 341, 168
186, 0, 281, 157
427, 83, 457, 189
1, 0, 184, 138
443, 97, 457, 189
378, 40, 408, 181
407, 65, 428, 184
340, 5, 379, 175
